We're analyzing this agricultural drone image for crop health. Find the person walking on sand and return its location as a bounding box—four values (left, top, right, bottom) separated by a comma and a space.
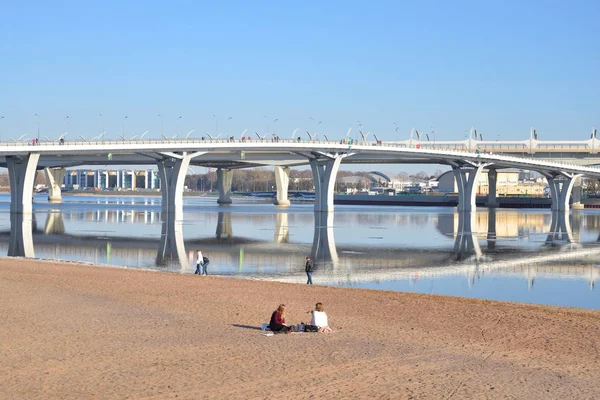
201, 254, 209, 275
305, 256, 313, 285
195, 249, 204, 275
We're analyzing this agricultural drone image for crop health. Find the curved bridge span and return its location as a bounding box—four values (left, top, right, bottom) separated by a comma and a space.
3, 139, 600, 214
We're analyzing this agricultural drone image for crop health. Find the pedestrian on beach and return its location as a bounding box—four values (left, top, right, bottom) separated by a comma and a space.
310, 302, 332, 333
201, 255, 209, 275
268, 304, 290, 334
305, 256, 313, 285
195, 249, 204, 275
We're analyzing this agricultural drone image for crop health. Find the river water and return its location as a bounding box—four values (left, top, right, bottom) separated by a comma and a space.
1, 194, 598, 309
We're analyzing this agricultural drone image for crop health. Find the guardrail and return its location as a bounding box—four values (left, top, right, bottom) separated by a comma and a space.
2, 138, 600, 176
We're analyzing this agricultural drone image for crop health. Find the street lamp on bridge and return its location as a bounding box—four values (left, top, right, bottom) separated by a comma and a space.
158, 114, 164, 137
34, 113, 40, 141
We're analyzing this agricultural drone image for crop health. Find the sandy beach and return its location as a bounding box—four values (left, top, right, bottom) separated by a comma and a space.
1, 259, 599, 399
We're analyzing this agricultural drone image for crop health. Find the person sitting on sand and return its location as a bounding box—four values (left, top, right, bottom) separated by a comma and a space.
269, 304, 290, 334
310, 302, 332, 333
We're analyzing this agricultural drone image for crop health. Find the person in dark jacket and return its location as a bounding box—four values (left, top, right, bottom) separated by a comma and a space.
269, 304, 289, 333
305, 256, 313, 285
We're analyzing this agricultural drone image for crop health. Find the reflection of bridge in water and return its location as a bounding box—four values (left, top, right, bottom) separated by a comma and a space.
2, 209, 599, 289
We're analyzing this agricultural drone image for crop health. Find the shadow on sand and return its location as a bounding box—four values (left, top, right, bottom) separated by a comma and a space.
232, 324, 263, 331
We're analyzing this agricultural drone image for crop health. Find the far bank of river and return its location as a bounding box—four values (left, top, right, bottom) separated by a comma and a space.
57, 190, 600, 209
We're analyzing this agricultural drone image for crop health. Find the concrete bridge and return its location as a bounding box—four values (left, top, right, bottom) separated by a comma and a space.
3, 136, 600, 214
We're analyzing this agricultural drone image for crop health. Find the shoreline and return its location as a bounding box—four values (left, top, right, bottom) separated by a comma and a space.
1, 258, 599, 399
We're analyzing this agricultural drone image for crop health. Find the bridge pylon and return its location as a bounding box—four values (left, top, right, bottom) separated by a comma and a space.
7, 154, 40, 214
541, 172, 582, 211
451, 162, 491, 212
217, 168, 233, 205
309, 153, 349, 212
273, 166, 290, 206
157, 151, 205, 215
44, 167, 66, 203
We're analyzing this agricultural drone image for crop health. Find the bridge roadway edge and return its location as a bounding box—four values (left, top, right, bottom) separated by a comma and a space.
2, 140, 600, 214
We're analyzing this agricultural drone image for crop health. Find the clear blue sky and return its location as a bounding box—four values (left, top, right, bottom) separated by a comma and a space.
1, 0, 598, 144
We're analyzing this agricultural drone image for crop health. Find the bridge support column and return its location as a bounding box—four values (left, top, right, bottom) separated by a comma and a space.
217, 168, 233, 205
486, 169, 498, 208
571, 177, 584, 210
310, 156, 343, 213
44, 167, 66, 203
545, 173, 581, 212
7, 154, 40, 214
453, 163, 486, 212
274, 166, 291, 206
157, 152, 204, 215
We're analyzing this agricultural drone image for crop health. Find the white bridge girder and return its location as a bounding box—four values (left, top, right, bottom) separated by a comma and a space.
3, 142, 600, 215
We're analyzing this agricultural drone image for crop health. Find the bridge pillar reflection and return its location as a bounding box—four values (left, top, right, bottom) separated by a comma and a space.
8, 213, 35, 258
216, 212, 233, 239
453, 211, 482, 261
311, 212, 338, 268
44, 211, 65, 234
273, 166, 291, 206
44, 167, 66, 203
487, 208, 497, 250
274, 212, 289, 243
546, 211, 574, 245
486, 169, 499, 208
7, 154, 40, 214
310, 156, 343, 213
217, 168, 233, 205
156, 212, 188, 272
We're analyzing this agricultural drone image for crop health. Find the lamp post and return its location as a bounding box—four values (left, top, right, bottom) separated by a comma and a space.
310, 116, 320, 137
123, 116, 128, 136
99, 113, 104, 136
226, 116, 232, 135
0, 115, 4, 142
213, 114, 219, 135
34, 113, 40, 141
64, 115, 69, 141
158, 114, 164, 136
176, 116, 182, 136
263, 115, 268, 134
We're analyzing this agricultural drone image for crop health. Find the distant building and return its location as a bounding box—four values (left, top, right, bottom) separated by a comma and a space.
437, 169, 546, 196
64, 169, 160, 190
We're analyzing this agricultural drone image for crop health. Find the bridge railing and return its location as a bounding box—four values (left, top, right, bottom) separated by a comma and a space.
2, 138, 599, 174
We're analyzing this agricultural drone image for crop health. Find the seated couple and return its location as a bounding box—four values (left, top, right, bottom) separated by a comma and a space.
269, 303, 332, 334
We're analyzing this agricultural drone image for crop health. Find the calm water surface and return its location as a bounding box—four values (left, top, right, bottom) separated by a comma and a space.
1, 193, 599, 310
